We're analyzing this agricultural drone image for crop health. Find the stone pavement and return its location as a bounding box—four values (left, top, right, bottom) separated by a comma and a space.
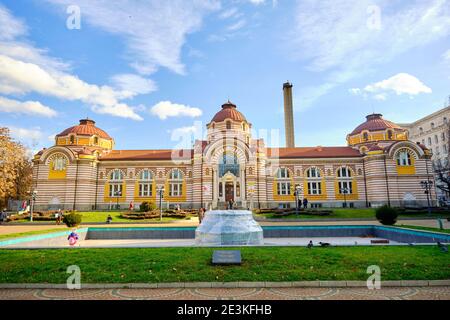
0, 287, 449, 300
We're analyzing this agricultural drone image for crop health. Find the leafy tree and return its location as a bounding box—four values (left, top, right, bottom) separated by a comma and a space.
0, 127, 33, 209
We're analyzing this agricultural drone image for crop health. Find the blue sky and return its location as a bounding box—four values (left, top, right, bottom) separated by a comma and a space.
0, 0, 449, 153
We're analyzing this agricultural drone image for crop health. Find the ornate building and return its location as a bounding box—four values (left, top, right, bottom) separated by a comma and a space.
32, 102, 436, 211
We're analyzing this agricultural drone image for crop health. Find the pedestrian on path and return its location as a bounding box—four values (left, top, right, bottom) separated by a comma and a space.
303, 198, 308, 209
1, 208, 7, 223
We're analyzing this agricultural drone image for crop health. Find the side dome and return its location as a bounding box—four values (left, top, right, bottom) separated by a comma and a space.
56, 119, 112, 139
347, 114, 408, 147
350, 114, 403, 135
54, 119, 114, 150
211, 101, 247, 123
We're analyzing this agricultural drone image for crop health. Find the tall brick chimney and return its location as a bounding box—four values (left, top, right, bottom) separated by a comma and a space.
283, 82, 295, 148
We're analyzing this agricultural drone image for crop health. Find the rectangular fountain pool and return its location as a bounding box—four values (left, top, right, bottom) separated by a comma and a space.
1, 225, 449, 248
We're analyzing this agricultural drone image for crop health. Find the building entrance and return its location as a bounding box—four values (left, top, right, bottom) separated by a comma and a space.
225, 182, 234, 203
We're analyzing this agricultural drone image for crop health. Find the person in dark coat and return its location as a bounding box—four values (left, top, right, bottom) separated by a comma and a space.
303, 198, 308, 209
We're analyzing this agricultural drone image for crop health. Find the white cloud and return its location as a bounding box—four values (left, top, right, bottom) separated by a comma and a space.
45, 0, 220, 75
444, 49, 450, 62
227, 19, 247, 31
248, 0, 265, 5
8, 126, 43, 141
0, 54, 143, 121
111, 74, 157, 97
292, 0, 450, 72
290, 0, 450, 107
0, 96, 57, 117
169, 125, 198, 136
0, 4, 144, 121
0, 5, 27, 41
219, 7, 240, 19
150, 101, 202, 120
373, 93, 387, 101
364, 73, 432, 96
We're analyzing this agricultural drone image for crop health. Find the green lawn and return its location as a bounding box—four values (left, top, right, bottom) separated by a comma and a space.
255, 208, 450, 220
399, 225, 450, 234
0, 228, 66, 241
12, 211, 193, 224
0, 246, 448, 283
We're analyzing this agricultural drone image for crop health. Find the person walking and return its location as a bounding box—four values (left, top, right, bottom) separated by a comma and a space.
55, 209, 62, 225
1, 208, 7, 224
198, 207, 204, 224
303, 198, 309, 209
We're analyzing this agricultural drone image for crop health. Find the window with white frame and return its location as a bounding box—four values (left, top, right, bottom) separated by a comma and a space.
169, 169, 183, 197
109, 169, 123, 197
138, 170, 153, 197
276, 168, 291, 195
337, 167, 353, 194
307, 182, 321, 195
306, 167, 322, 195
396, 150, 412, 166
306, 167, 321, 178
52, 155, 67, 171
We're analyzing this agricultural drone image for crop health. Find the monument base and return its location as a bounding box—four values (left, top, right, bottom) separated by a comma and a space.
195, 210, 264, 246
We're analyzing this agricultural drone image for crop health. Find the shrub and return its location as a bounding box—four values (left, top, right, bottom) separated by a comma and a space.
139, 201, 156, 212
375, 205, 398, 225
63, 212, 82, 227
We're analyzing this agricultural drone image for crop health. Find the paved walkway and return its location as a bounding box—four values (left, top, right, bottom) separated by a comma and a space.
1, 287, 449, 300
1, 219, 448, 236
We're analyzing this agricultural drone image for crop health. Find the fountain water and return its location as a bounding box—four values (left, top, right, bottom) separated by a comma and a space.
195, 210, 264, 246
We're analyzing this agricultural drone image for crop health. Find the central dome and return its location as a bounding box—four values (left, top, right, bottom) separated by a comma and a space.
211, 101, 247, 123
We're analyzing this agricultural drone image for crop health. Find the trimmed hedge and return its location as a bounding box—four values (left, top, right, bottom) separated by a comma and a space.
63, 212, 82, 227
376, 205, 398, 225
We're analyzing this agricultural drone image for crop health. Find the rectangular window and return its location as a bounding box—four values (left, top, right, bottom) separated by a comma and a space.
338, 181, 353, 194
308, 182, 322, 195
139, 183, 152, 197
277, 182, 291, 195
109, 184, 122, 197
169, 183, 182, 197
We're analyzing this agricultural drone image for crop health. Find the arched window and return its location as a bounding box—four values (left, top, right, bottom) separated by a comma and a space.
109, 169, 123, 197
362, 132, 369, 142
306, 167, 321, 178
226, 121, 231, 130
70, 135, 75, 144
396, 150, 412, 166
387, 130, 393, 140
337, 167, 353, 194
52, 156, 67, 171
337, 167, 351, 178
276, 168, 291, 196
306, 167, 322, 195
219, 153, 239, 177
169, 169, 183, 197
138, 170, 153, 197
93, 136, 99, 145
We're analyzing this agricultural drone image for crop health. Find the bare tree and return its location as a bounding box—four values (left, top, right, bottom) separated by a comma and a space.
433, 115, 450, 199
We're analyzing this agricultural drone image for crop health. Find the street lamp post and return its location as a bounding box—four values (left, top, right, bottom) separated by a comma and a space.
342, 187, 349, 208
157, 186, 165, 221
295, 185, 302, 216
420, 180, 434, 216
115, 190, 122, 210
30, 190, 37, 222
